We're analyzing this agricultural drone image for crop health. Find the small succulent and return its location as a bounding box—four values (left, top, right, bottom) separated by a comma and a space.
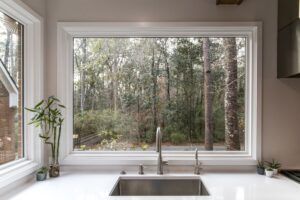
266, 159, 281, 169
37, 166, 48, 174
265, 166, 274, 171
257, 160, 265, 168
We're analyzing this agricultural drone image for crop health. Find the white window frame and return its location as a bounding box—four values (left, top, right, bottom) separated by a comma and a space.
0, 0, 44, 189
57, 22, 262, 166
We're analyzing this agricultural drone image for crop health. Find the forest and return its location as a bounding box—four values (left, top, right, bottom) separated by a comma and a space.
73, 37, 246, 151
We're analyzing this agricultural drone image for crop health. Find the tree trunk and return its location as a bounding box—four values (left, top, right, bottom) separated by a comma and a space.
161, 39, 171, 106
80, 38, 87, 114
224, 38, 240, 151
109, 64, 114, 111
165, 60, 171, 105
151, 40, 158, 132
151, 45, 158, 132
203, 38, 214, 150
112, 59, 119, 113
137, 80, 141, 143
187, 54, 194, 142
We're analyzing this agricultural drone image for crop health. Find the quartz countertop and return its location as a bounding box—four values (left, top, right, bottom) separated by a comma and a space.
3, 172, 300, 200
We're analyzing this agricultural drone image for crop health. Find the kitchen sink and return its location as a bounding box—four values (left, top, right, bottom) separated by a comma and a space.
110, 176, 210, 196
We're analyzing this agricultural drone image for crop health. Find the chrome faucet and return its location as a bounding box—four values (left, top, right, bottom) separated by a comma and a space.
156, 127, 167, 175
194, 148, 202, 175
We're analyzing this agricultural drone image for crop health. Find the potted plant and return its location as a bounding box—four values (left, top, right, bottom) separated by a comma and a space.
36, 167, 48, 181
256, 160, 265, 175
265, 167, 274, 178
26, 96, 65, 178
266, 159, 281, 175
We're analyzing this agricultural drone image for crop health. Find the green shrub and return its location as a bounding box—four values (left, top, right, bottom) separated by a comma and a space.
161, 127, 171, 142
74, 109, 136, 143
144, 129, 155, 143
74, 111, 98, 137
170, 132, 186, 145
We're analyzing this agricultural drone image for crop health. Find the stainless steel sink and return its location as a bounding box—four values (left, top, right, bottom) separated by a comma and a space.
110, 176, 209, 196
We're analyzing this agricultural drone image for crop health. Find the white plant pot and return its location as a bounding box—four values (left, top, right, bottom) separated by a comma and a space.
273, 169, 278, 175
265, 169, 274, 178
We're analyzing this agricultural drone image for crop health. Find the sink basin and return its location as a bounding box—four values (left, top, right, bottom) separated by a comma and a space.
110, 176, 209, 196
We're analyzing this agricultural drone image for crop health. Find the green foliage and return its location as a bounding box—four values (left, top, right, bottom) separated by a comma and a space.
170, 132, 186, 145
162, 125, 176, 142
265, 167, 274, 171
141, 143, 149, 151
73, 37, 246, 150
266, 159, 281, 169
26, 96, 65, 163
37, 167, 48, 174
257, 160, 265, 168
74, 112, 98, 136
26, 96, 64, 133
74, 110, 137, 149
99, 130, 119, 141
80, 145, 87, 151
144, 129, 155, 144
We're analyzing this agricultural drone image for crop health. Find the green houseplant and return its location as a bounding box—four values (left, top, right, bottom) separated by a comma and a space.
256, 160, 265, 175
265, 167, 274, 178
36, 167, 48, 181
26, 96, 65, 177
266, 159, 281, 175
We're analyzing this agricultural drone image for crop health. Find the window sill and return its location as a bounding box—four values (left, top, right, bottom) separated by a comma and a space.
0, 160, 39, 188
61, 151, 257, 166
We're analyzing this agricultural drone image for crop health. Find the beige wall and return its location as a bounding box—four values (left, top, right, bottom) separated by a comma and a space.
23, 0, 300, 168
20, 0, 46, 17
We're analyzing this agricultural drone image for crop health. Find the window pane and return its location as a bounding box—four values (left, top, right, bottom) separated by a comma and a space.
73, 37, 246, 151
0, 12, 24, 164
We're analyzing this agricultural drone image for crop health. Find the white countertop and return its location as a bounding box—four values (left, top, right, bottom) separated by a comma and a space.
3, 172, 300, 200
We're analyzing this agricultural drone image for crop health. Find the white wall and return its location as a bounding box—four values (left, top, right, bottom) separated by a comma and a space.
22, 0, 300, 168
20, 0, 46, 17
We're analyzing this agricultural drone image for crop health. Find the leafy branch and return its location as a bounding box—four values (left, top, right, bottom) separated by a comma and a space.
26, 96, 65, 164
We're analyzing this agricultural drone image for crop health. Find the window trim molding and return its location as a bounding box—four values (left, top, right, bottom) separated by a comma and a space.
57, 22, 262, 166
0, 0, 44, 189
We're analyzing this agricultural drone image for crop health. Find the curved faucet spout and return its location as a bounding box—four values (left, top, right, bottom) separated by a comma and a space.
195, 148, 199, 165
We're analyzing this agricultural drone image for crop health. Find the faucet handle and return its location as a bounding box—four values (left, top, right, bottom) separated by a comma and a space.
120, 170, 126, 175
138, 164, 144, 175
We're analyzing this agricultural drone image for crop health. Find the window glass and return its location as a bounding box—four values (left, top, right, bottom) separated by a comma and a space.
0, 12, 24, 164
73, 37, 246, 151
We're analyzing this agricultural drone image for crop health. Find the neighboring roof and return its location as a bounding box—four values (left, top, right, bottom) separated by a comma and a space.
0, 59, 18, 107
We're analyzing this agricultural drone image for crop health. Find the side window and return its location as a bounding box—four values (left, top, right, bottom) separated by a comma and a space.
0, 12, 24, 165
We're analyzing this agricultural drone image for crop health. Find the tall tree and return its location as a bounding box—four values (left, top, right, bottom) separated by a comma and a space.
151, 42, 158, 132
80, 38, 87, 114
224, 38, 240, 150
203, 38, 213, 150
